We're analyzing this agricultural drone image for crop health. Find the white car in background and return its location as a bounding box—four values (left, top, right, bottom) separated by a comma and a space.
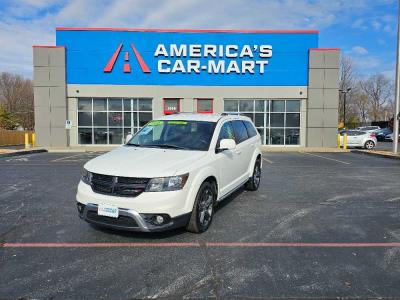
76, 113, 262, 233
355, 126, 380, 133
340, 130, 377, 149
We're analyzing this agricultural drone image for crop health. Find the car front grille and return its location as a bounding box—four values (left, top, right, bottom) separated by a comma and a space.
86, 210, 139, 228
90, 173, 149, 197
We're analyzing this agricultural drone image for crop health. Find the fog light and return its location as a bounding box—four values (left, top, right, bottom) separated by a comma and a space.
77, 203, 85, 214
155, 215, 164, 225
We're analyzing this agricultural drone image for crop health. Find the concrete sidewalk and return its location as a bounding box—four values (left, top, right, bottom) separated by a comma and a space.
261, 146, 350, 153
352, 149, 400, 160
0, 148, 47, 157
44, 146, 350, 153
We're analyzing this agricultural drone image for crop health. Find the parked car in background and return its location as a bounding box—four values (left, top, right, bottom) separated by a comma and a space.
385, 133, 400, 142
340, 130, 377, 149
355, 126, 380, 133
375, 128, 392, 141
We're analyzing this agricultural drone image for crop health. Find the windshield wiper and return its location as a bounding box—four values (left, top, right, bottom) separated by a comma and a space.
147, 144, 188, 150
125, 143, 141, 147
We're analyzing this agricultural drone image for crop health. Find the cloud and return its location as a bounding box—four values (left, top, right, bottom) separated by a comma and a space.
0, 0, 396, 78
351, 46, 368, 55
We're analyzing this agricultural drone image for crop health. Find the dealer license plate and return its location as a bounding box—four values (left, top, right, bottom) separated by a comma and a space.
98, 204, 119, 218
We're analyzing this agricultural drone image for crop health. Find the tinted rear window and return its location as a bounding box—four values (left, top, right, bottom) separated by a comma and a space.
232, 120, 249, 144
243, 121, 257, 138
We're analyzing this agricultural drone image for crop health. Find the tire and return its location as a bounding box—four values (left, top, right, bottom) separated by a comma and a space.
364, 140, 375, 150
186, 181, 216, 233
245, 159, 261, 191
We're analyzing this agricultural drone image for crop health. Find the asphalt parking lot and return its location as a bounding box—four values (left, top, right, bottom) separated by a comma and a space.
1, 151, 400, 299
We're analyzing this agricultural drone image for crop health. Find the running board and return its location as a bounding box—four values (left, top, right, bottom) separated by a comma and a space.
217, 179, 248, 202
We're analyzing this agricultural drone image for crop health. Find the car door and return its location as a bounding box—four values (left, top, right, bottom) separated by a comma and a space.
215, 121, 243, 196
231, 120, 252, 182
353, 131, 366, 146
345, 131, 357, 145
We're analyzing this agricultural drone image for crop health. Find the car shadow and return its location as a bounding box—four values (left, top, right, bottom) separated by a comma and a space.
89, 223, 187, 239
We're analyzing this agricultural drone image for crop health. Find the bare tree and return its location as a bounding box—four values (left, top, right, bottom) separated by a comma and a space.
339, 55, 356, 123
359, 74, 393, 121
0, 72, 34, 129
352, 89, 370, 124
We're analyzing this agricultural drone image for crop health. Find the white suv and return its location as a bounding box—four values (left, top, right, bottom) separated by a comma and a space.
76, 113, 262, 233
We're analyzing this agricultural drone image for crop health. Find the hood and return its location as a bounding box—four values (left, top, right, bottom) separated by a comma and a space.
84, 146, 207, 178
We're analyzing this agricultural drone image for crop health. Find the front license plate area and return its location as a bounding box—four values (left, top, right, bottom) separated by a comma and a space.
98, 204, 119, 218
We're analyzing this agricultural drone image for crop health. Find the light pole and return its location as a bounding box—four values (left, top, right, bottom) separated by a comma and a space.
339, 88, 352, 128
393, 0, 400, 154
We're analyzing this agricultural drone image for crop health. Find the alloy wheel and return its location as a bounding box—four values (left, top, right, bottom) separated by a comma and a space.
253, 163, 261, 188
198, 187, 214, 228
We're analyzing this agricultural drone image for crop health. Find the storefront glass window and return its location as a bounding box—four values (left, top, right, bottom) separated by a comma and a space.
78, 98, 152, 145
224, 99, 301, 145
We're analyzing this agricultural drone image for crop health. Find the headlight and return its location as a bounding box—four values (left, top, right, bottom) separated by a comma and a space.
145, 173, 189, 192
81, 168, 92, 185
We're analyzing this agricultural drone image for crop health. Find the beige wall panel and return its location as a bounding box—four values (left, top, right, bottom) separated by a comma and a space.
34, 87, 50, 108
67, 85, 308, 99
307, 89, 324, 109
309, 51, 324, 69
324, 69, 339, 89
308, 69, 324, 89
34, 67, 50, 86
307, 108, 324, 128
33, 49, 49, 67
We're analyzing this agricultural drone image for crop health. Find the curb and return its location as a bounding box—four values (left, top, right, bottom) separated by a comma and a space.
0, 149, 48, 158
351, 150, 400, 160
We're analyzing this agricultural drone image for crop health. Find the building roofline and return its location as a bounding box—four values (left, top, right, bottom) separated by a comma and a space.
55, 27, 319, 34
32, 45, 65, 48
309, 48, 340, 51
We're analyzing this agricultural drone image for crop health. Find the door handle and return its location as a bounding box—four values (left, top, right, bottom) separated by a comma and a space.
235, 150, 242, 154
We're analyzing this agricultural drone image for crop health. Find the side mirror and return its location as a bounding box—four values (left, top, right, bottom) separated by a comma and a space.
125, 133, 133, 144
219, 139, 236, 151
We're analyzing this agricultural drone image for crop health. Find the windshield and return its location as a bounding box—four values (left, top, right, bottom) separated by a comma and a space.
126, 120, 216, 151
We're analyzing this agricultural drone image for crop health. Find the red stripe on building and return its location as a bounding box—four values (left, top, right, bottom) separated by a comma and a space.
309, 48, 340, 51
131, 43, 151, 73
56, 27, 320, 34
32, 45, 65, 48
103, 43, 123, 73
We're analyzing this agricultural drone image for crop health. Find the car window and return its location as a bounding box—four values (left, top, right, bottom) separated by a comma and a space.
128, 120, 216, 151
243, 120, 257, 138
355, 131, 366, 136
344, 131, 355, 136
217, 122, 235, 147
231, 120, 249, 144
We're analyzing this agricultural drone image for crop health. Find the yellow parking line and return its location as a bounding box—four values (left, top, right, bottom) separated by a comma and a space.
51, 153, 85, 162
299, 152, 350, 165
262, 157, 274, 164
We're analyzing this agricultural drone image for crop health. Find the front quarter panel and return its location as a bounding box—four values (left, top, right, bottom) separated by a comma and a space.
182, 162, 219, 213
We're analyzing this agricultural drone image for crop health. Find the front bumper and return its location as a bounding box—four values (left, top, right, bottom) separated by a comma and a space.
78, 203, 190, 232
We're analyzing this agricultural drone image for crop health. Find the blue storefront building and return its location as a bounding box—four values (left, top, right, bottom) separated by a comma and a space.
33, 28, 340, 147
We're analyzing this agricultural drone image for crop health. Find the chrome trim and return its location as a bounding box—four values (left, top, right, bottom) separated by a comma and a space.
84, 203, 150, 232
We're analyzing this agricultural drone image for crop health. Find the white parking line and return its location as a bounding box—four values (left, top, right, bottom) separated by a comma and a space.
262, 157, 274, 164
299, 152, 351, 165
51, 153, 86, 162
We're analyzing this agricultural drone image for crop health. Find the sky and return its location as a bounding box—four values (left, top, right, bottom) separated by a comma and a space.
0, 0, 398, 81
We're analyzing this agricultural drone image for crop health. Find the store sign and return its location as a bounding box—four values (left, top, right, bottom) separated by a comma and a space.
104, 43, 273, 75
154, 44, 272, 74
57, 30, 318, 86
